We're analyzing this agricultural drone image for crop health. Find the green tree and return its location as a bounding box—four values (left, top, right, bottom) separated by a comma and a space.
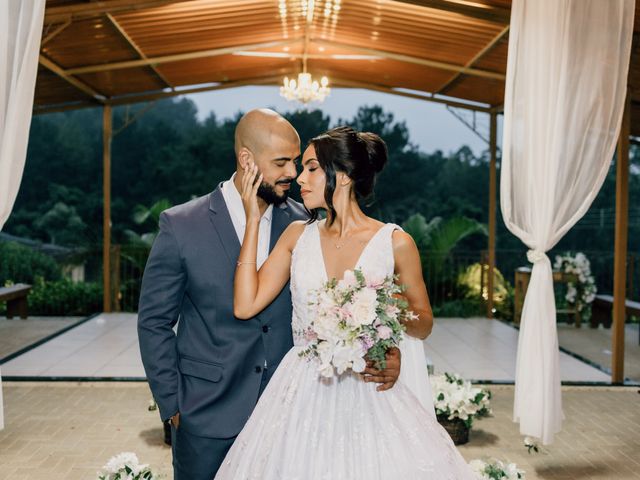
34, 202, 87, 246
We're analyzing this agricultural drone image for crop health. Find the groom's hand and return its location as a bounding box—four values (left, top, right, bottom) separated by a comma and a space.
363, 347, 401, 392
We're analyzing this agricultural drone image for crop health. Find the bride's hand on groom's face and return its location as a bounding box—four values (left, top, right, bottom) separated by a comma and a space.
241, 162, 263, 222
363, 347, 401, 392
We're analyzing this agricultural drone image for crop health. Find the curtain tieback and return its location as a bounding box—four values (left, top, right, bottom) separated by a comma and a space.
527, 249, 547, 264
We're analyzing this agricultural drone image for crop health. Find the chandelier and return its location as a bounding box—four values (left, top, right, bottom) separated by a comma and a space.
280, 71, 330, 104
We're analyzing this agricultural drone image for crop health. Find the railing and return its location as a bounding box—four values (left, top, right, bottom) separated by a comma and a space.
3, 242, 637, 316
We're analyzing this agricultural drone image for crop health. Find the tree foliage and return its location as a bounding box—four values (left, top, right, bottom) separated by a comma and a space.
5, 98, 639, 269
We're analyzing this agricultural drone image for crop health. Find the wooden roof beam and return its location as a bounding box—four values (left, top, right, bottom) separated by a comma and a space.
106, 74, 295, 106
392, 0, 511, 25
314, 40, 506, 80
65, 38, 303, 75
436, 24, 509, 94
105, 13, 174, 90
32, 72, 498, 113
34, 100, 101, 115
39, 55, 107, 103
44, 0, 194, 25
41, 18, 72, 47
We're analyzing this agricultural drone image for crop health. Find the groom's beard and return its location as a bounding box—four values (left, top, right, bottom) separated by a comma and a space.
257, 179, 292, 206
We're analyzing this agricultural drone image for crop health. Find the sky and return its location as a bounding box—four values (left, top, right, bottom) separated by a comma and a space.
185, 85, 498, 157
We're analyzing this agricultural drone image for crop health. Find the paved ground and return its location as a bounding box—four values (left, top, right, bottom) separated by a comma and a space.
0, 382, 638, 480
557, 322, 640, 382
0, 317, 83, 361
425, 317, 611, 382
1, 315, 613, 382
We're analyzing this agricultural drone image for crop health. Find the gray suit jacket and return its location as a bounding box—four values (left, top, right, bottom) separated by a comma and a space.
138, 185, 308, 438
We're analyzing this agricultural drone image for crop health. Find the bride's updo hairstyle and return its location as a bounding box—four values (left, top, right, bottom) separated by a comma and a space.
307, 126, 388, 224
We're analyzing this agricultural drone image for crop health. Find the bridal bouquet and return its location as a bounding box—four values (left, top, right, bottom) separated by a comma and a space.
300, 268, 416, 378
97, 452, 159, 480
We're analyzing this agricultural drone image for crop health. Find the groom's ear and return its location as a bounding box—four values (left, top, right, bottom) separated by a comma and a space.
238, 148, 252, 169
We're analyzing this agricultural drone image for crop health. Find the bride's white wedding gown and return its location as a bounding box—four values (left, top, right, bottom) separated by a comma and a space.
215, 222, 475, 479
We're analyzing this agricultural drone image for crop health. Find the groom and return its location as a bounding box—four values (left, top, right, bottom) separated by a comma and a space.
138, 108, 401, 480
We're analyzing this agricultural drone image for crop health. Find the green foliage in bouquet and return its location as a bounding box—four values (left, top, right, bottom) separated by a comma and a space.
356, 270, 409, 370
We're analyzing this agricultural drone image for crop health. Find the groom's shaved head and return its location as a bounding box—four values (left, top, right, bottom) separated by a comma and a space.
233, 108, 301, 206
234, 108, 299, 159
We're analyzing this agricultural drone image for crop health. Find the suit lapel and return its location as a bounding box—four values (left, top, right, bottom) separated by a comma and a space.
209, 184, 292, 263
208, 186, 241, 268
270, 203, 291, 251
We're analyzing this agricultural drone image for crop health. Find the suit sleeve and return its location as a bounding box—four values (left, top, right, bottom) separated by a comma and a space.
137, 212, 186, 421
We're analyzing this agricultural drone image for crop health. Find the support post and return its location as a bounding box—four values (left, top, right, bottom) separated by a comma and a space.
487, 111, 497, 319
103, 105, 112, 313
612, 93, 630, 383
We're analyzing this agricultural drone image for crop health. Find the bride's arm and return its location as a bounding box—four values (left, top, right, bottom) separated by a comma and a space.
392, 230, 433, 340
233, 163, 305, 319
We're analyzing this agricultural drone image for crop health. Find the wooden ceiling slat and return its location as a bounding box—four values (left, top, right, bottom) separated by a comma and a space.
316, 33, 472, 60
318, 26, 496, 58
344, 2, 506, 35
315, 39, 504, 79
44, 0, 194, 24
42, 17, 141, 68
106, 13, 173, 88
391, 0, 510, 25
115, 4, 284, 26
76, 68, 167, 97
107, 74, 292, 106
34, 0, 639, 123
436, 25, 510, 94
315, 22, 499, 49
65, 39, 301, 75
33, 67, 96, 105
115, 24, 291, 47
39, 54, 106, 101
443, 74, 505, 106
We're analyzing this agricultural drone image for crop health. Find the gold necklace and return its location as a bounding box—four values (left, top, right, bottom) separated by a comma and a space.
333, 237, 350, 249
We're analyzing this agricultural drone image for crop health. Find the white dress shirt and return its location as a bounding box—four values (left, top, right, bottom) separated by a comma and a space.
220, 173, 273, 269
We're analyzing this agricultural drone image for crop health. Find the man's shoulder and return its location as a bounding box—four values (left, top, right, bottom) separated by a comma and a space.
283, 198, 309, 221
162, 191, 214, 224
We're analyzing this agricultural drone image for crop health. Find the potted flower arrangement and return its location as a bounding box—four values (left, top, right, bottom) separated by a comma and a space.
430, 372, 491, 444
469, 458, 525, 479
97, 452, 159, 480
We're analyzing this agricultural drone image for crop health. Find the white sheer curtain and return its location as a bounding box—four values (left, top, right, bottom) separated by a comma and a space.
501, 0, 634, 444
0, 0, 46, 431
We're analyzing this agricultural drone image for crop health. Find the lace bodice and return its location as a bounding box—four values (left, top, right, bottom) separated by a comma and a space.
290, 221, 400, 346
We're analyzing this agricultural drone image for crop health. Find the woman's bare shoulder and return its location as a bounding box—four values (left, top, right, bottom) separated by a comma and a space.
280, 220, 311, 249
391, 229, 418, 254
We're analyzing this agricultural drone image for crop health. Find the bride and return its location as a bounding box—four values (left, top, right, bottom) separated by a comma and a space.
215, 126, 475, 479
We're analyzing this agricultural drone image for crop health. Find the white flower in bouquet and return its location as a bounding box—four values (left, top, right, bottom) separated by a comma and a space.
332, 342, 367, 375
337, 269, 359, 289
469, 458, 525, 480
344, 288, 379, 326
97, 452, 159, 480
301, 268, 413, 378
314, 312, 341, 341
